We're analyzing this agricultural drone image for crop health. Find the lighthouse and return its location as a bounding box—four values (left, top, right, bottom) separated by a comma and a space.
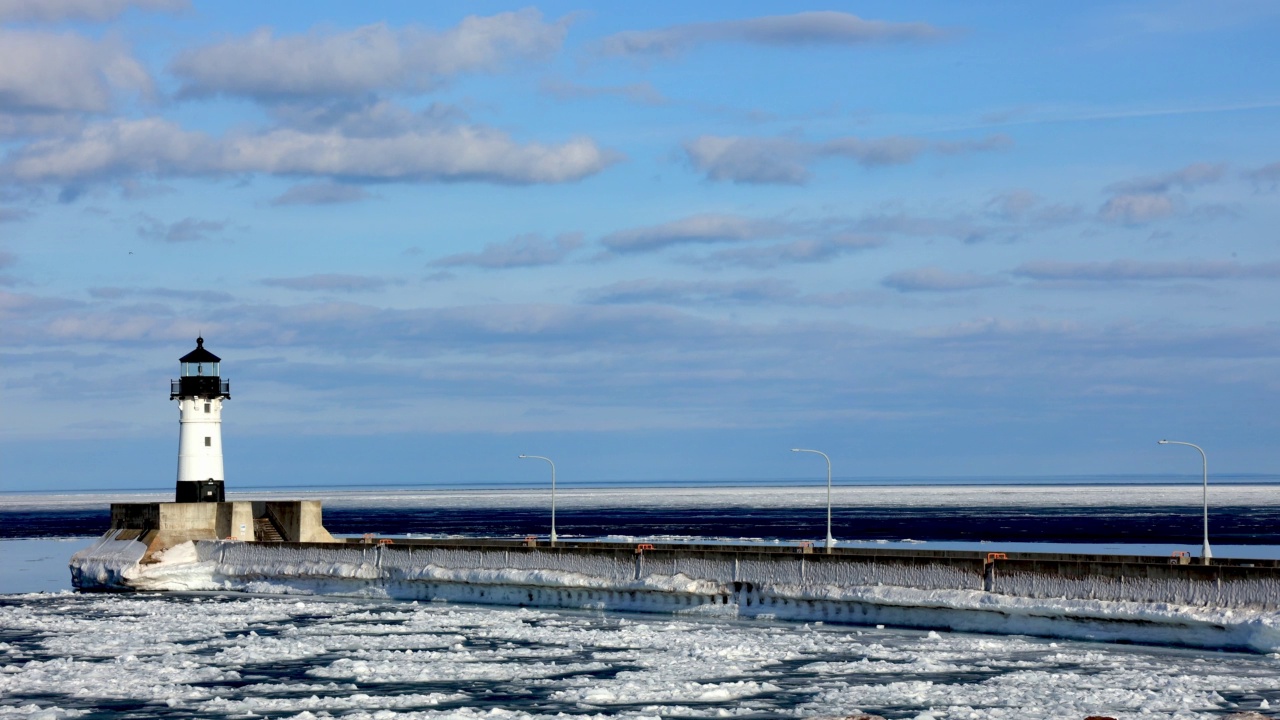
171, 337, 230, 502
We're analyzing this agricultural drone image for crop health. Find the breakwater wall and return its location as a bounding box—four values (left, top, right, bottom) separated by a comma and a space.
69, 503, 1280, 652
193, 537, 1280, 610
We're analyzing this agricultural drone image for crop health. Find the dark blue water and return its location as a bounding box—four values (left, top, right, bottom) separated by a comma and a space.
5, 503, 1280, 544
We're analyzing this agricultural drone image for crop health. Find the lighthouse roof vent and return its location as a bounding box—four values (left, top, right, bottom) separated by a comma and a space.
179, 336, 221, 363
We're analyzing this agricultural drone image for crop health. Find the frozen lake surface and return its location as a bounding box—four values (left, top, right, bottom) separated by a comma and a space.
6, 485, 1280, 546
2, 592, 1280, 720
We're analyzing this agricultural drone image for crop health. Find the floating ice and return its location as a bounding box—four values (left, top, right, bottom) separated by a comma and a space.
2, 593, 1280, 719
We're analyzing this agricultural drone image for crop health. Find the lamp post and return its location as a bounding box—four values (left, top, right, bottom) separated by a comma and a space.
1158, 439, 1211, 564
792, 448, 834, 552
518, 454, 557, 544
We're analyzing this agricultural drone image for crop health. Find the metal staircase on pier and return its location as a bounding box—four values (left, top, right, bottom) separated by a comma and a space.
254, 516, 285, 542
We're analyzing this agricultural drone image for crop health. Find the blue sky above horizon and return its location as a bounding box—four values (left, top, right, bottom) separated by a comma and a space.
2, 0, 1279, 491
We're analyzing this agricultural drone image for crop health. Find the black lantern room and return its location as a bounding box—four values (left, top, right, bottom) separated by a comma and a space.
171, 337, 231, 400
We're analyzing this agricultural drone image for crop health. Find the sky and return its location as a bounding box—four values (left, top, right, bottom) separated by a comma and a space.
2, 0, 1279, 491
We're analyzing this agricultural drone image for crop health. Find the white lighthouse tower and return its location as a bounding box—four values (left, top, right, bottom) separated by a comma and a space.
171, 337, 230, 502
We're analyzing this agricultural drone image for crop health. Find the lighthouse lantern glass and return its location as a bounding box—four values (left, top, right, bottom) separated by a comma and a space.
181, 361, 219, 377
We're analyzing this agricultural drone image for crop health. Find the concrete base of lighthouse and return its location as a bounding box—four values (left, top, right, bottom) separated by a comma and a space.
79, 499, 336, 566
176, 480, 225, 503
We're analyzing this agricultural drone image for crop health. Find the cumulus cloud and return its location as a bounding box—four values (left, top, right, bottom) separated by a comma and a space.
539, 78, 667, 106
1106, 162, 1226, 194
221, 127, 617, 184
600, 214, 785, 254
271, 182, 370, 206
262, 274, 390, 293
684, 133, 1009, 184
683, 136, 811, 184
6, 118, 214, 182
136, 214, 226, 243
431, 233, 583, 269
697, 234, 883, 269
0, 30, 151, 114
596, 11, 947, 58
1097, 163, 1227, 225
0, 0, 184, 21
4, 117, 619, 186
582, 278, 797, 305
172, 10, 567, 101
881, 267, 1007, 292
1098, 193, 1177, 225
1012, 259, 1280, 282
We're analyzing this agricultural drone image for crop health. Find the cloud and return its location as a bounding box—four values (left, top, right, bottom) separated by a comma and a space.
1095, 163, 1230, 225
882, 267, 1007, 292
0, 207, 31, 223
136, 214, 226, 243
696, 234, 883, 269
983, 189, 1083, 226
539, 78, 667, 106
596, 11, 947, 58
1244, 161, 1280, 190
8, 281, 1280, 441
984, 189, 1040, 219
0, 30, 151, 114
261, 274, 390, 293
1106, 162, 1226, 194
4, 117, 619, 186
1098, 193, 1177, 225
218, 126, 618, 184
431, 233, 582, 269
600, 214, 785, 254
88, 286, 234, 303
6, 118, 214, 182
268, 99, 467, 137
1012, 259, 1280, 282
0, 112, 85, 140
582, 278, 797, 305
684, 133, 1009, 184
683, 136, 810, 184
854, 210, 992, 244
0, 0, 185, 22
271, 182, 370, 206
932, 136, 1015, 155
0, 251, 15, 268
171, 10, 566, 101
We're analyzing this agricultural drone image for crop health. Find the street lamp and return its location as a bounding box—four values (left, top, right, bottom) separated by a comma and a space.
518, 454, 557, 544
792, 448, 834, 552
1158, 439, 1211, 564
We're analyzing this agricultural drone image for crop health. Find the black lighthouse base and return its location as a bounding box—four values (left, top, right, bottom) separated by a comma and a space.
176, 480, 225, 503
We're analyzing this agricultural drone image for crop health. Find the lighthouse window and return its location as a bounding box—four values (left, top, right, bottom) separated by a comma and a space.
204, 402, 210, 413
204, 437, 211, 447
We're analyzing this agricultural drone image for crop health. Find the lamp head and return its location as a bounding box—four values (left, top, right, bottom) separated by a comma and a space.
1158, 440, 1168, 444
791, 448, 800, 452
518, 454, 528, 458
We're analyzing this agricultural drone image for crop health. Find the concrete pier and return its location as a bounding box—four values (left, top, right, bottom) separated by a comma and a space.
70, 500, 1280, 652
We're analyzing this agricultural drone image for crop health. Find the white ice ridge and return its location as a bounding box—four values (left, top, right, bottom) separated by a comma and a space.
66, 530, 147, 590
11, 482, 1280, 510
71, 538, 1280, 654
